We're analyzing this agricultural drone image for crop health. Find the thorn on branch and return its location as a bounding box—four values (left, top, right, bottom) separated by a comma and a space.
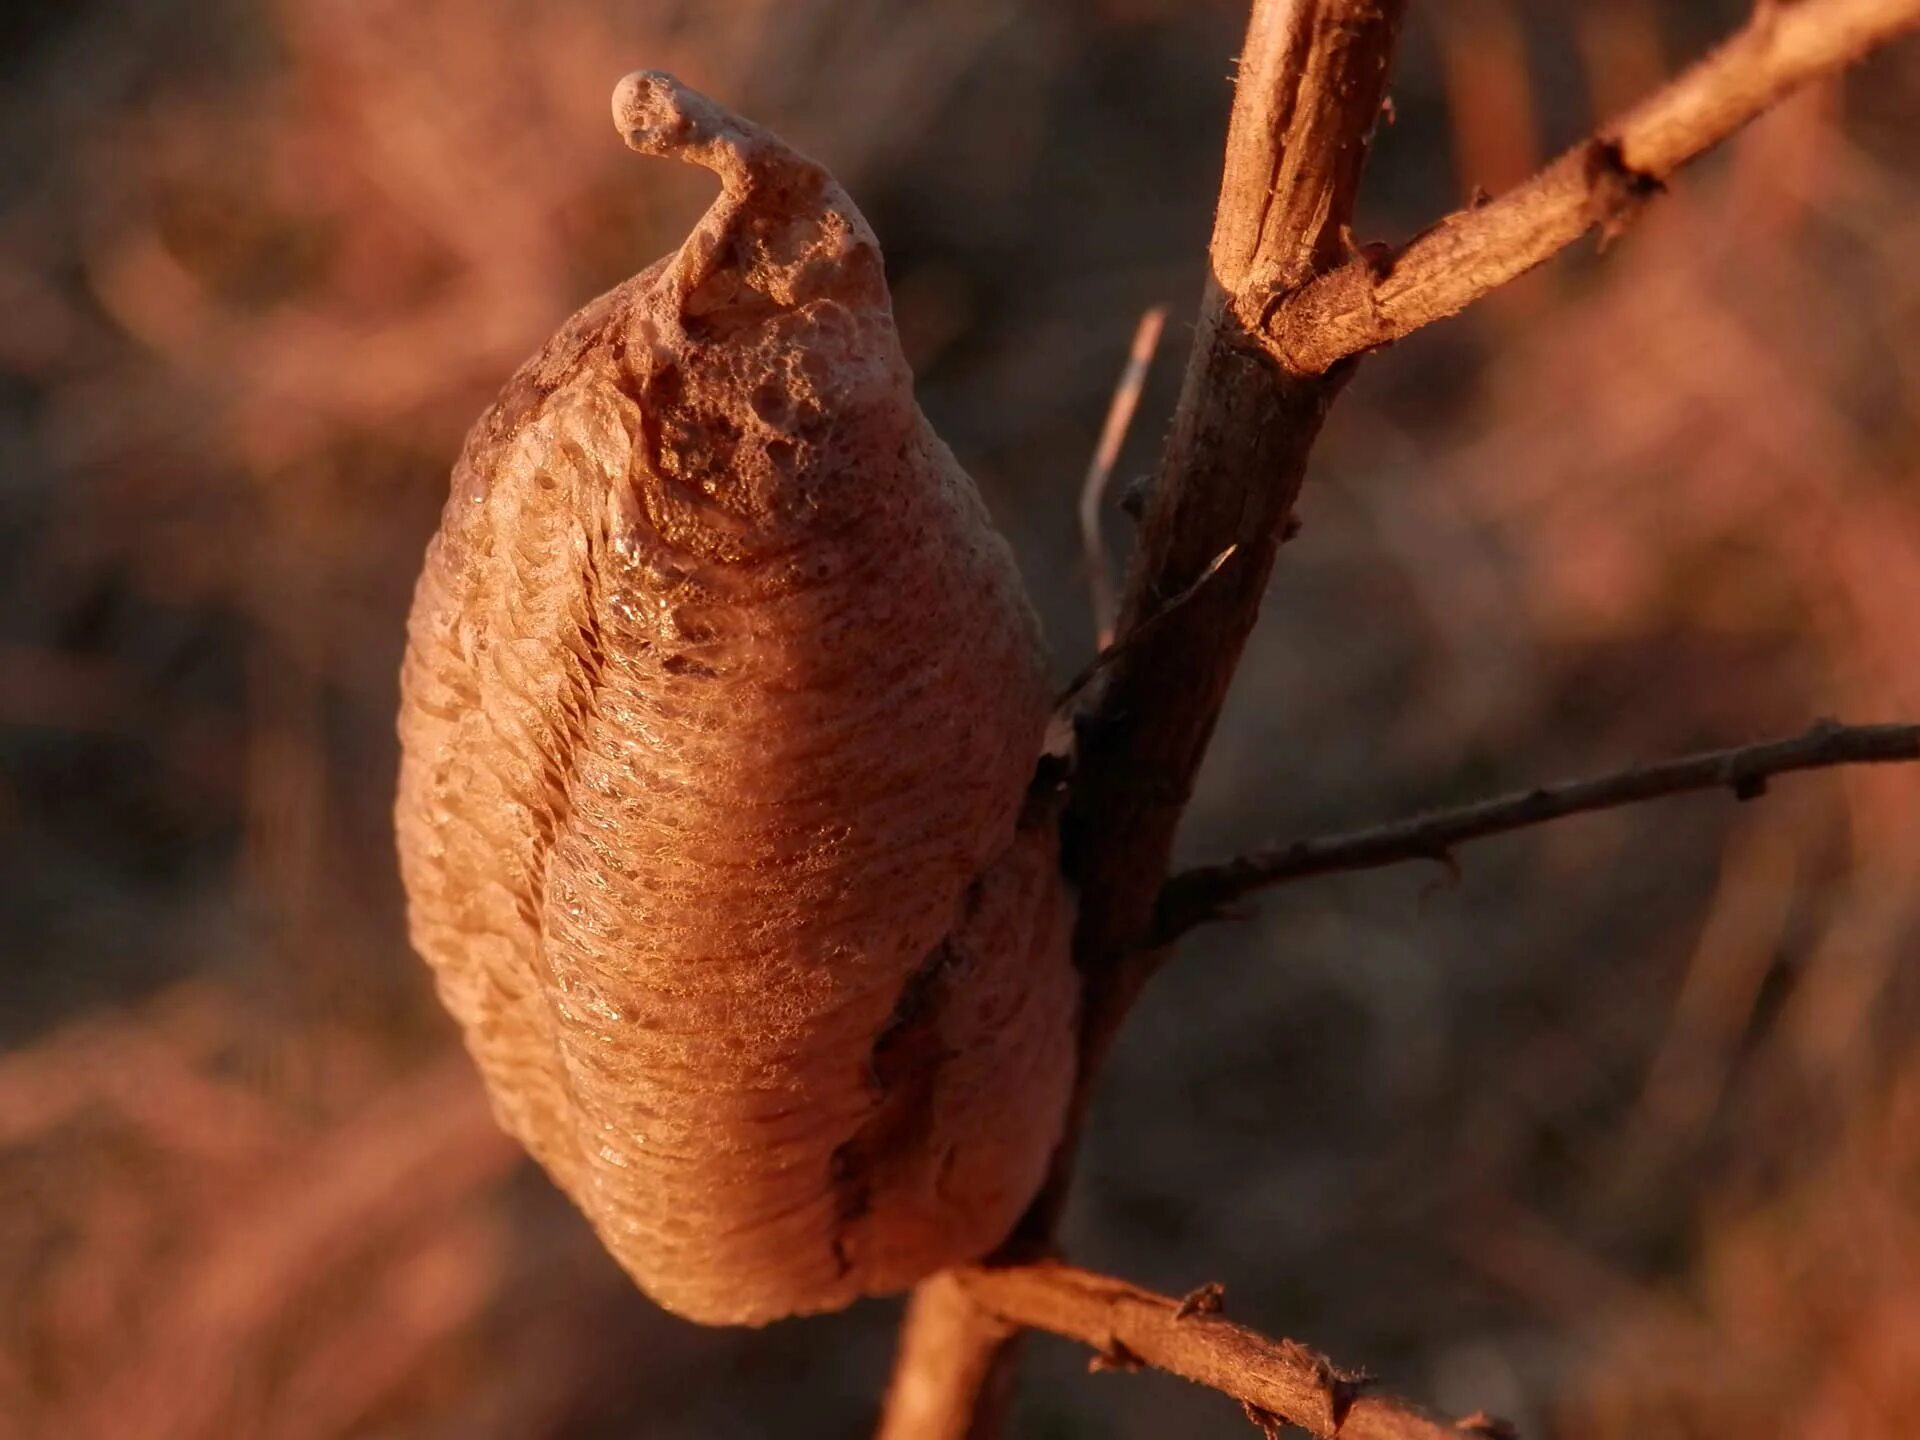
1583, 137, 1667, 250
1242, 1400, 1286, 1438
1176, 1281, 1228, 1319
1416, 847, 1464, 902
1088, 1337, 1145, 1374
1303, 1345, 1374, 1427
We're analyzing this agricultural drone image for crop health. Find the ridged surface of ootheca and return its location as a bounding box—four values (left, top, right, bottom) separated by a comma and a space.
395, 74, 1077, 1325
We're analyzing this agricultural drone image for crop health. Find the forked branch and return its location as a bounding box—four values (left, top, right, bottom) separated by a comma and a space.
954, 1261, 1507, 1440
880, 0, 1920, 1433
1264, 0, 1920, 374
1158, 721, 1920, 941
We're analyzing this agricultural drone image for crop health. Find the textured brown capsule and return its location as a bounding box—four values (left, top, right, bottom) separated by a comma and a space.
394, 73, 1077, 1325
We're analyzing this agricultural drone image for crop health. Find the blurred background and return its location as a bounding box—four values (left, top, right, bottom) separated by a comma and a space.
3, 0, 1918, 1435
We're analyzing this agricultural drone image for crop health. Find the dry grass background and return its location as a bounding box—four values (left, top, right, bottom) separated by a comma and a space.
2, 0, 1918, 1435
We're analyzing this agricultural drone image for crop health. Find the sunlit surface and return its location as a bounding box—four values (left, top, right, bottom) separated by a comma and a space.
2, 1, 1917, 1435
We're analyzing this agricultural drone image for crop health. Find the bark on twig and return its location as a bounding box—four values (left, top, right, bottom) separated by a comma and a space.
1156, 720, 1920, 942
1264, 0, 1920, 374
954, 1261, 1505, 1440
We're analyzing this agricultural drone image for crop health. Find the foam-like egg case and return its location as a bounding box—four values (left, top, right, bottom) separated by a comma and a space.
394, 73, 1078, 1325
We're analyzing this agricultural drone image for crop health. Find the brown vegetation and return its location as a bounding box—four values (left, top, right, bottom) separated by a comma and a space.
4, 0, 1920, 1436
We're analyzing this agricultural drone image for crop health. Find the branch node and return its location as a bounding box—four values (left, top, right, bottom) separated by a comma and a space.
1241, 1400, 1287, 1438
1175, 1281, 1228, 1319
1307, 1347, 1375, 1427
1340, 224, 1399, 280
1583, 137, 1667, 249
1088, 1337, 1146, 1375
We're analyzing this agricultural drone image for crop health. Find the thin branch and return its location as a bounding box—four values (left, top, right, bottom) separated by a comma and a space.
1263, 0, 1920, 375
1157, 720, 1920, 942
954, 1261, 1508, 1440
1053, 543, 1239, 714
1080, 306, 1168, 649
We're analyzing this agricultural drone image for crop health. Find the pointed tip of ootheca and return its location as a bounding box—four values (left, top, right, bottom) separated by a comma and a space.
610, 70, 713, 155
611, 70, 818, 195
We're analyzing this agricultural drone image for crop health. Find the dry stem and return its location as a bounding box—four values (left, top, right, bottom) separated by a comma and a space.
1079, 307, 1168, 649
1264, 0, 1920, 374
1157, 720, 1920, 940
954, 1261, 1505, 1440
879, 1276, 1021, 1440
